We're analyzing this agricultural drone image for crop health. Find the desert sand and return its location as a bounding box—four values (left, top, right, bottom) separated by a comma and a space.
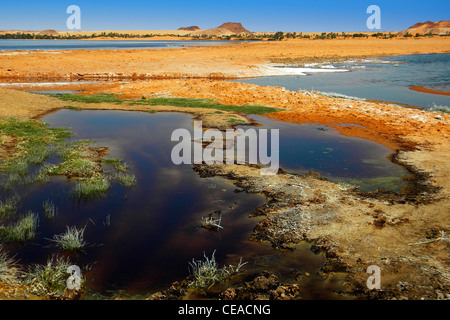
0, 38, 449, 81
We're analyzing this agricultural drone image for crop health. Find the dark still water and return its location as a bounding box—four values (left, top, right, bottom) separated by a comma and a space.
237, 54, 450, 109
0, 110, 409, 297
9, 111, 268, 295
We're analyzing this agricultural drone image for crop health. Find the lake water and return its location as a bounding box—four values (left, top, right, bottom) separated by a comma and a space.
0, 39, 247, 51
237, 54, 450, 109
0, 110, 410, 297
239, 115, 409, 192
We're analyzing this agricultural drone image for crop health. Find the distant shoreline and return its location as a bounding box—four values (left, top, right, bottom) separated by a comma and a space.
410, 85, 450, 96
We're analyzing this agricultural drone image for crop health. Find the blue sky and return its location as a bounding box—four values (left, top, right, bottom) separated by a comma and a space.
1, 0, 449, 32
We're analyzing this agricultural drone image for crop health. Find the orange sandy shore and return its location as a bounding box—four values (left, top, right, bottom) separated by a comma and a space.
410, 86, 450, 96
0, 37, 449, 80
80, 79, 448, 151
2, 79, 448, 152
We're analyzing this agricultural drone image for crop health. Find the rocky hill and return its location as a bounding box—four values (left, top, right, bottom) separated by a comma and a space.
191, 22, 253, 36
216, 22, 252, 34
400, 21, 450, 35
178, 26, 201, 31
39, 29, 59, 36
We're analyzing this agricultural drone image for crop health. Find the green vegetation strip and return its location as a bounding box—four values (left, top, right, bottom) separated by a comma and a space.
138, 97, 281, 114
51, 94, 282, 114
51, 93, 124, 104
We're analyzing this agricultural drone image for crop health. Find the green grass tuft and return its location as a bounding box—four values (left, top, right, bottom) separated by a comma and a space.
111, 173, 137, 187
25, 255, 82, 297
102, 158, 129, 173
50, 226, 87, 251
0, 245, 20, 283
42, 199, 57, 220
72, 176, 110, 198
0, 195, 20, 217
0, 212, 38, 243
188, 251, 247, 291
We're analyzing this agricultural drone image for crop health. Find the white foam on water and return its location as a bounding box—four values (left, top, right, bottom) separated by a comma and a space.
258, 66, 349, 76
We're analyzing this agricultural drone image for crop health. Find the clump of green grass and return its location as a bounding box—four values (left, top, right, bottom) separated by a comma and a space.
188, 251, 247, 291
72, 176, 110, 198
48, 158, 97, 177
0, 118, 71, 175
111, 173, 137, 187
50, 226, 87, 251
0, 173, 34, 190
34, 163, 54, 183
102, 158, 129, 173
0, 195, 20, 217
41, 141, 100, 180
0, 245, 20, 283
24, 255, 82, 297
51, 93, 123, 104
133, 97, 282, 114
0, 212, 38, 243
42, 199, 57, 220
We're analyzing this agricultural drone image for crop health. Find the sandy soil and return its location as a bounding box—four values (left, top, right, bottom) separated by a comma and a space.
0, 38, 449, 80
0, 38, 449, 300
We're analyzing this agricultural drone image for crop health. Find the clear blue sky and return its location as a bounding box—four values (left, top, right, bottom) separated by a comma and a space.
1, 0, 449, 32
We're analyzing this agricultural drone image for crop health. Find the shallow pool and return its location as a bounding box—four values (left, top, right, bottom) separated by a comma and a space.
0, 110, 411, 297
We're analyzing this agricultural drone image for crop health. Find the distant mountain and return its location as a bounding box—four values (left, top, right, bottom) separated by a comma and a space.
190, 22, 253, 36
216, 22, 252, 34
39, 29, 59, 36
178, 26, 201, 31
400, 20, 450, 35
